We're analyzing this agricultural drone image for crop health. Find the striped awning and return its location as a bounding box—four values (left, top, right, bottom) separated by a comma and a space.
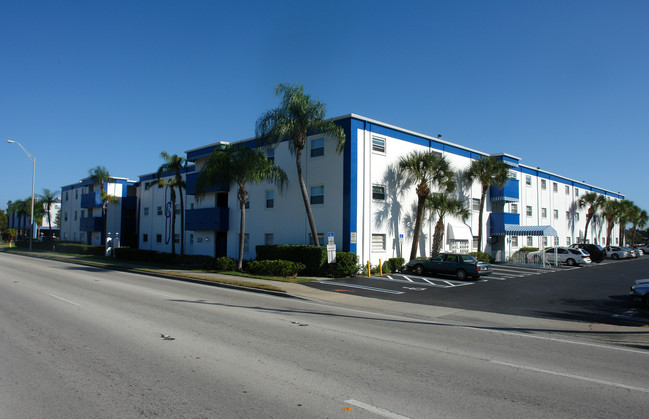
493, 224, 558, 237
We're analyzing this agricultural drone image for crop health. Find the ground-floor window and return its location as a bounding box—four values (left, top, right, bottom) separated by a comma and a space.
472, 236, 479, 250
143, 234, 148, 242
511, 236, 518, 247
566, 237, 571, 245
449, 239, 469, 253
265, 233, 273, 245
372, 234, 386, 252
527, 236, 533, 247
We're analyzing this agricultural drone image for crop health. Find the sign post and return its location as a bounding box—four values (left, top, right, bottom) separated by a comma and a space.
326, 232, 336, 263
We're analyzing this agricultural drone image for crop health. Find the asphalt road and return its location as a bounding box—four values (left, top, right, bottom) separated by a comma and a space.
1, 252, 649, 418
307, 258, 649, 326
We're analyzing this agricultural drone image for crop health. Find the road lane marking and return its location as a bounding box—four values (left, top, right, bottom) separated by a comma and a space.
320, 281, 405, 294
344, 399, 411, 419
490, 360, 649, 393
48, 294, 82, 307
145, 290, 177, 298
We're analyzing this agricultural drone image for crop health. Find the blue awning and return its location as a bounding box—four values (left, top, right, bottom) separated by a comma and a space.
493, 224, 558, 236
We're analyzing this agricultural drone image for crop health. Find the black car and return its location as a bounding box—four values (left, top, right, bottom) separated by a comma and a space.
405, 253, 492, 280
569, 243, 605, 263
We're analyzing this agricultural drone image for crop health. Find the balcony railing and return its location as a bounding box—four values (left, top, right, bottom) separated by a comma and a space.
490, 179, 519, 202
489, 212, 520, 236
81, 192, 103, 208
185, 172, 230, 195
185, 207, 229, 231
80, 216, 102, 232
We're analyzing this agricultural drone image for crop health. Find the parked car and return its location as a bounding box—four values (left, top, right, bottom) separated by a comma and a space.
636, 244, 649, 254
621, 246, 640, 258
569, 243, 606, 263
605, 246, 631, 260
629, 279, 649, 308
624, 246, 643, 256
405, 253, 492, 280
528, 246, 592, 266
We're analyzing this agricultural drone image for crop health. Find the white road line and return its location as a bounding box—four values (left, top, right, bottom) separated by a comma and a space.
48, 294, 82, 307
321, 281, 405, 294
344, 399, 411, 419
490, 360, 649, 393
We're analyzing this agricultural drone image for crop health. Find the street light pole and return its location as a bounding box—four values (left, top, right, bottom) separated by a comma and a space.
7, 140, 36, 251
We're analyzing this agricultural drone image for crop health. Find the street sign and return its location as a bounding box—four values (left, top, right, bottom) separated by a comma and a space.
350, 232, 357, 244
327, 244, 336, 263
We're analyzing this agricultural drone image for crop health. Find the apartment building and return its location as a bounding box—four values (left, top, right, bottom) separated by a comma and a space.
135, 114, 622, 264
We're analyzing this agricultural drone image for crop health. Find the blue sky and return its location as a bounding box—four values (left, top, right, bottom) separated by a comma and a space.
2, 0, 648, 217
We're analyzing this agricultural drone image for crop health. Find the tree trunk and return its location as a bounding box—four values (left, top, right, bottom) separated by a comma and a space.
477, 186, 487, 253
295, 148, 319, 246
237, 185, 247, 271
583, 215, 592, 243
431, 218, 445, 256
409, 193, 426, 260
177, 173, 185, 256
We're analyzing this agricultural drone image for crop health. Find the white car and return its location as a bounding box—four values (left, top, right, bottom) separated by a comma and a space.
529, 246, 592, 266
605, 246, 632, 260
636, 244, 649, 254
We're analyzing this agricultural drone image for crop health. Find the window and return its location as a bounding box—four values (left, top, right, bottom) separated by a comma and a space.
566, 237, 571, 246
75, 190, 78, 199
472, 198, 481, 211
372, 137, 386, 153
543, 237, 548, 246
553, 182, 558, 192
74, 210, 78, 221
156, 234, 162, 243
64, 212, 68, 221
310, 138, 324, 158
310, 185, 324, 205
566, 211, 570, 220
372, 185, 385, 200
174, 234, 180, 243
265, 233, 273, 245
554, 237, 559, 246
65, 191, 69, 201
239, 233, 249, 253
565, 185, 570, 194
553, 209, 558, 219
526, 206, 532, 217
143, 234, 148, 243
145, 182, 151, 190
372, 234, 386, 252
144, 207, 149, 216
175, 204, 180, 215
541, 179, 547, 190
511, 203, 518, 214
527, 236, 533, 247
266, 149, 274, 164
511, 236, 518, 247
309, 233, 325, 245
157, 206, 163, 215
525, 175, 532, 186
541, 208, 547, 218
575, 188, 579, 196
265, 190, 274, 208
245, 201, 250, 209
473, 236, 479, 250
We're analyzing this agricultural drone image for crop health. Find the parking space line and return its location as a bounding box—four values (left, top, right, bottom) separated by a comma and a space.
320, 281, 405, 294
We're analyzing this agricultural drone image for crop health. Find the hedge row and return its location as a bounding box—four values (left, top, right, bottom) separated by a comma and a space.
255, 245, 326, 275
247, 260, 305, 277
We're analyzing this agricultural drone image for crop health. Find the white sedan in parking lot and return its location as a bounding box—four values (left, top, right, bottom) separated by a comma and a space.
528, 246, 592, 266
605, 246, 631, 260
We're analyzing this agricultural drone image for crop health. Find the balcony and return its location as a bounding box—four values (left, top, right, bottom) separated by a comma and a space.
80, 216, 102, 232
489, 212, 520, 236
185, 172, 230, 195
490, 179, 519, 202
81, 192, 103, 208
185, 207, 229, 231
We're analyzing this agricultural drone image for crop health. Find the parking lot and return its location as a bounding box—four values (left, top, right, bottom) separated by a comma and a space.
306, 256, 649, 327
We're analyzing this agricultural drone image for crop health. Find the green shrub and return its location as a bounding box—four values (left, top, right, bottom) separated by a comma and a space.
326, 252, 358, 277
385, 257, 405, 273
256, 245, 326, 275
212, 256, 236, 271
470, 251, 495, 263
246, 259, 305, 277
53, 242, 105, 256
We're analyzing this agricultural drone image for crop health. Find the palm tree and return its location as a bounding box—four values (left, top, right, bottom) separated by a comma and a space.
152, 176, 181, 256
464, 156, 510, 253
38, 188, 59, 242
617, 200, 636, 246
8, 199, 30, 239
256, 83, 345, 246
426, 191, 470, 256
399, 151, 455, 260
195, 143, 288, 271
628, 205, 647, 246
602, 199, 622, 246
578, 192, 606, 244
88, 166, 118, 246
157, 152, 187, 255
